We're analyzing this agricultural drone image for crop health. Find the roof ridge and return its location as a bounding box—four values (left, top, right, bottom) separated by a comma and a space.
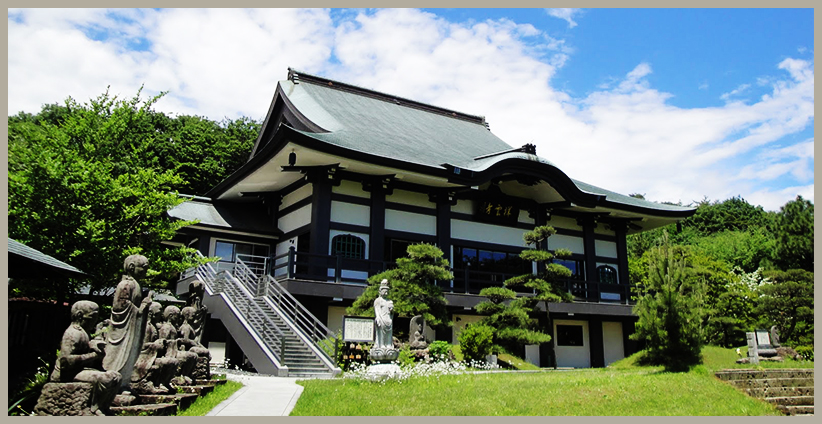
287, 68, 489, 127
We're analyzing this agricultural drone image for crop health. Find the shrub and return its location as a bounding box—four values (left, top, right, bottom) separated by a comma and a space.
397, 345, 416, 368
795, 346, 814, 361
458, 324, 494, 362
428, 340, 452, 362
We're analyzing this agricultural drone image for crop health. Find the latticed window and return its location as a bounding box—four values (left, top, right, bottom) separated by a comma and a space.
331, 234, 366, 259
597, 265, 617, 285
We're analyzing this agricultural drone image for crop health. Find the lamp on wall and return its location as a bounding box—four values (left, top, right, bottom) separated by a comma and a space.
288, 150, 297, 167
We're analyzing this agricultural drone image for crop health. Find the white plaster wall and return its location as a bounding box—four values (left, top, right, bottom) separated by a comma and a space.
274, 240, 295, 269
278, 205, 311, 234
386, 189, 435, 209
327, 306, 348, 335
548, 216, 582, 231
452, 314, 484, 344
518, 209, 535, 225
594, 225, 616, 236
452, 199, 474, 214
554, 319, 591, 368
330, 201, 370, 227
546, 234, 585, 254
451, 220, 529, 247
595, 240, 618, 258
332, 180, 370, 198
385, 209, 436, 235
602, 321, 625, 366
280, 184, 312, 210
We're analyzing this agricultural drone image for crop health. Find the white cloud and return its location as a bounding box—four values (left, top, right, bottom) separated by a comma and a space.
545, 8, 582, 28
7, 8, 813, 212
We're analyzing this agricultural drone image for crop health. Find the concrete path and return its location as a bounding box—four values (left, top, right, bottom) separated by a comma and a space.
206, 373, 304, 416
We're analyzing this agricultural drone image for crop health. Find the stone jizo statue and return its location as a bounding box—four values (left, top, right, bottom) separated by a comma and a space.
103, 254, 154, 392
131, 302, 179, 394
35, 301, 121, 416
409, 315, 428, 350
158, 305, 199, 386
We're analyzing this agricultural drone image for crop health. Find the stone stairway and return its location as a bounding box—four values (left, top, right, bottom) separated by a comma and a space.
715, 369, 814, 416
109, 379, 227, 416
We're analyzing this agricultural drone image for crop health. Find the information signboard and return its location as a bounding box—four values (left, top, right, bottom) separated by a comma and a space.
343, 316, 375, 342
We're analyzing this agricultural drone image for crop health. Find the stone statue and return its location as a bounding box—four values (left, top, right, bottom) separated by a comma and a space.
130, 302, 179, 394
34, 301, 121, 416
103, 255, 154, 393
369, 279, 399, 362
187, 280, 208, 345
158, 305, 199, 386
366, 279, 400, 380
180, 305, 212, 380
409, 315, 428, 350
770, 325, 781, 347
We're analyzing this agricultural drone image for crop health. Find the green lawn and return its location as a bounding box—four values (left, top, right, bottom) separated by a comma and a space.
176, 378, 243, 416
290, 345, 811, 416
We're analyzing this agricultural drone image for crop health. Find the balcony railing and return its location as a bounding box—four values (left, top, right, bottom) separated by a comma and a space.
265, 247, 635, 304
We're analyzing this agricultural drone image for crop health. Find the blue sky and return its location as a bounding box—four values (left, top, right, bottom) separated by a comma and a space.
7, 8, 814, 211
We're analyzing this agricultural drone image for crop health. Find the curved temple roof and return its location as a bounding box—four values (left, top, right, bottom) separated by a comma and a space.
213, 69, 694, 222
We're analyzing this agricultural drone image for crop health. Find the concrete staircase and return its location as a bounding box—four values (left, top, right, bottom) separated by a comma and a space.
715, 369, 814, 416
178, 254, 340, 378
251, 299, 332, 378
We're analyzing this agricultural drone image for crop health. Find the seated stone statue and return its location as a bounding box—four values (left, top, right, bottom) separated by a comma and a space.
34, 301, 121, 416
180, 306, 212, 380
409, 315, 428, 350
158, 305, 199, 386
130, 302, 180, 394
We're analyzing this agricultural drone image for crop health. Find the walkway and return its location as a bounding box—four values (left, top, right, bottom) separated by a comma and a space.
206, 373, 304, 416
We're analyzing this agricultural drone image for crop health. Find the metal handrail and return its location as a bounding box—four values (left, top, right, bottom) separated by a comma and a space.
261, 274, 337, 365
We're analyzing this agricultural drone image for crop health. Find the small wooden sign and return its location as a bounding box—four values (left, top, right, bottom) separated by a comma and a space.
343, 316, 375, 342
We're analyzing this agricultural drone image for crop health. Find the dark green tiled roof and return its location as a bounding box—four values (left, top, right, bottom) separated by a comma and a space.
168, 199, 279, 235
282, 72, 693, 215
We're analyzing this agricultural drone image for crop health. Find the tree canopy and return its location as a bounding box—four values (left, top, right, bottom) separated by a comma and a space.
8, 88, 259, 299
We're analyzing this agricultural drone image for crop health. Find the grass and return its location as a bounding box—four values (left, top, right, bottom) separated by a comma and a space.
497, 353, 540, 371
289, 345, 808, 416
175, 380, 243, 416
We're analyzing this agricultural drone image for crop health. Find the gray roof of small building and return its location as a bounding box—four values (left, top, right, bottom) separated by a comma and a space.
7, 238, 87, 278
168, 198, 279, 235
280, 71, 693, 214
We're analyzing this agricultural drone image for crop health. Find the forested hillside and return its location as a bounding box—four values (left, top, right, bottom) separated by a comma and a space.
627, 195, 813, 354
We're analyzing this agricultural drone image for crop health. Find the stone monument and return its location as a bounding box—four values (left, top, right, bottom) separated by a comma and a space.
409, 315, 428, 350
103, 255, 154, 393
34, 301, 122, 416
366, 279, 401, 380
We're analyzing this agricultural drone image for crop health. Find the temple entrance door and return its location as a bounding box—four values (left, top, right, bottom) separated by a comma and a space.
554, 319, 590, 368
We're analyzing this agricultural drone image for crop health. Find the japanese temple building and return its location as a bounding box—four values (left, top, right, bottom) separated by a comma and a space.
169, 69, 695, 371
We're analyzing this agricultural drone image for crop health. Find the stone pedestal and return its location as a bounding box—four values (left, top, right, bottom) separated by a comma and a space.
364, 363, 402, 381
192, 355, 211, 381
34, 382, 97, 416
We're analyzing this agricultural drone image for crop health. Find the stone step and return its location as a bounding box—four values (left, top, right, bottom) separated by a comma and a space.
137, 393, 199, 410
175, 385, 215, 396
724, 377, 814, 389
745, 386, 814, 398
765, 396, 815, 406
776, 405, 815, 416
195, 379, 228, 386
715, 369, 813, 381
110, 403, 178, 416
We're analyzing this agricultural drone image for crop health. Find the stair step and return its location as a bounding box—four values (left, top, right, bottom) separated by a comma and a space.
725, 377, 813, 388
765, 396, 815, 406
776, 405, 815, 416
745, 387, 814, 398
110, 403, 178, 416
715, 369, 813, 381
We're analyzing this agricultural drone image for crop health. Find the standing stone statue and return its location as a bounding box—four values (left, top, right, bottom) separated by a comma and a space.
367, 280, 400, 381
103, 254, 154, 393
187, 280, 208, 345
34, 301, 121, 416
